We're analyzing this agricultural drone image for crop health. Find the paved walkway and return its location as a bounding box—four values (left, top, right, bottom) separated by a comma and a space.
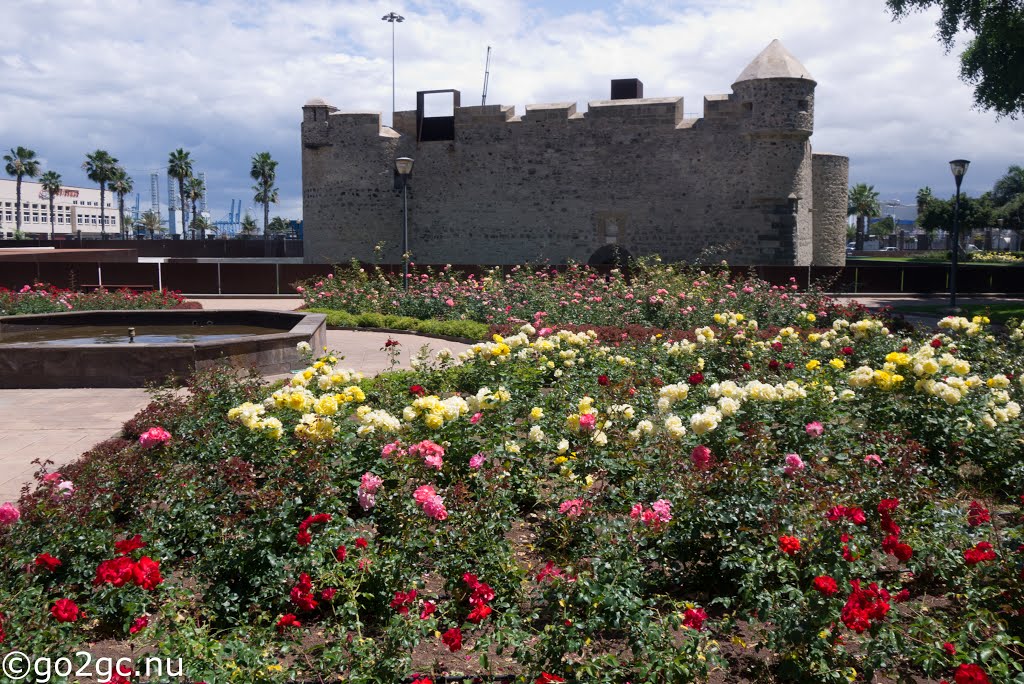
0, 297, 471, 503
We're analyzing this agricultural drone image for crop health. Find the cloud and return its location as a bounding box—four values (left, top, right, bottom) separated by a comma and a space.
1, 0, 1020, 225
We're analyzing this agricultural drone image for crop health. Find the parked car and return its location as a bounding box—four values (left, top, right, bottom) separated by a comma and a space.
881, 247, 898, 252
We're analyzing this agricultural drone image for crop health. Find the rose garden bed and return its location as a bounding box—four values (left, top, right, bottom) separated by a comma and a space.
1, 265, 1022, 683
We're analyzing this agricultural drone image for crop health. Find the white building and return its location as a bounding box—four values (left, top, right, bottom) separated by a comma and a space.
0, 178, 123, 239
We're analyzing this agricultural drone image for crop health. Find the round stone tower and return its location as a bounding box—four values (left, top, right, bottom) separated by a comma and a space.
732, 40, 817, 265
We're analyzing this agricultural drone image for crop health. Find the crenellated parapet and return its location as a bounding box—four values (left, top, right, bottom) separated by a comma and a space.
301, 40, 847, 268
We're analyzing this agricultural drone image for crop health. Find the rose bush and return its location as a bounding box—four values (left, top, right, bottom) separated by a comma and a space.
1, 271, 1022, 683
0, 282, 189, 315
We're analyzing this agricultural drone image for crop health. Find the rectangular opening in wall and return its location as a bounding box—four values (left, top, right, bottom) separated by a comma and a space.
797, 99, 809, 112
742, 102, 753, 115
416, 89, 461, 142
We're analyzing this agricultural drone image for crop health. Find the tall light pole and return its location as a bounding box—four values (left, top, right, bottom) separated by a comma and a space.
949, 159, 970, 309
395, 157, 414, 291
381, 11, 404, 125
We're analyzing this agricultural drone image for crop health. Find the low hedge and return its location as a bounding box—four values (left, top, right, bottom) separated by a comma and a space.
307, 308, 490, 340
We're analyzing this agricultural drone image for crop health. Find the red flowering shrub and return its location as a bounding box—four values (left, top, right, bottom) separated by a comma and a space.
963, 542, 997, 565
778, 535, 801, 556
953, 663, 990, 684
812, 575, 839, 597
441, 627, 462, 652
34, 553, 61, 572
50, 598, 80, 623
840, 580, 891, 633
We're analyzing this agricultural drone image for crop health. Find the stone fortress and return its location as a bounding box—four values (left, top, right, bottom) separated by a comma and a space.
301, 40, 849, 266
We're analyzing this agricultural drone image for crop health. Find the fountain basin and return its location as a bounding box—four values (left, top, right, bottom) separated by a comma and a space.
0, 310, 326, 388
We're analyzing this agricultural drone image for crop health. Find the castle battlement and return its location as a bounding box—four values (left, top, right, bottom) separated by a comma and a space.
301, 39, 847, 268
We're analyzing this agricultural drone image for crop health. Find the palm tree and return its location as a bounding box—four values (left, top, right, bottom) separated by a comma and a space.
848, 183, 880, 251
250, 152, 279, 238
268, 216, 291, 235
108, 167, 134, 238
184, 176, 206, 239
4, 147, 41, 237
167, 149, 193, 237
239, 213, 259, 237
135, 210, 163, 238
82, 150, 118, 236
39, 170, 63, 240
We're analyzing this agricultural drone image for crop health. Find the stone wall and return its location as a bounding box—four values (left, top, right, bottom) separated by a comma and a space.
302, 77, 847, 266
812, 153, 850, 267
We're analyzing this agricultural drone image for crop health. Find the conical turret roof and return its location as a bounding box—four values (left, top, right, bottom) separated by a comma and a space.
733, 39, 815, 85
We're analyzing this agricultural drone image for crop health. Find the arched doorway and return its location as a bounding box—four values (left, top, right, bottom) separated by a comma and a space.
587, 244, 633, 269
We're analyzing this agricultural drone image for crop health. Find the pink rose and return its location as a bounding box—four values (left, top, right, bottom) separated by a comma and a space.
578, 413, 597, 431
0, 502, 20, 526
413, 485, 436, 506
784, 453, 805, 476
422, 495, 448, 521
360, 472, 383, 495
357, 489, 376, 512
470, 412, 483, 424
805, 421, 824, 437
381, 441, 405, 459
863, 454, 883, 466
139, 426, 172, 448
469, 453, 486, 469
559, 499, 587, 519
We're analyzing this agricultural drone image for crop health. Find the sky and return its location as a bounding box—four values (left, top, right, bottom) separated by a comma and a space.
2, 0, 1022, 225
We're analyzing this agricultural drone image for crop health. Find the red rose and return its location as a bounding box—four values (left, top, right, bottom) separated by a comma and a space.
130, 616, 149, 634
681, 607, 707, 630
768, 359, 780, 371
296, 530, 312, 547
355, 537, 368, 549
688, 372, 704, 385
411, 677, 433, 684
321, 588, 337, 601
877, 498, 900, 514
467, 603, 492, 623
931, 338, 942, 348
964, 542, 997, 565
51, 598, 80, 623
95, 556, 135, 587
390, 589, 418, 615
535, 674, 566, 684
276, 613, 301, 632
420, 600, 437, 620
942, 642, 956, 656
784, 362, 795, 370
812, 575, 839, 596
35, 553, 62, 572
967, 500, 990, 527
841, 346, 853, 355
772, 342, 784, 352
441, 627, 462, 652
953, 663, 989, 684
114, 534, 146, 556
409, 384, 426, 396
597, 374, 609, 386
335, 545, 347, 562
132, 556, 163, 591
778, 535, 801, 556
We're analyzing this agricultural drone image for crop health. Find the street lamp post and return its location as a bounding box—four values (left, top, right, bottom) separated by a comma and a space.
381, 11, 404, 125
948, 159, 970, 309
395, 157, 414, 290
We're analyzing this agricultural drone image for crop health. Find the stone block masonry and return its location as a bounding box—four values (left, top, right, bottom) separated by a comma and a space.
301, 40, 849, 267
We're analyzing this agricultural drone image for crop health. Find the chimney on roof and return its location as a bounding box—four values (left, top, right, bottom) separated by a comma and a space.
610, 78, 643, 100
